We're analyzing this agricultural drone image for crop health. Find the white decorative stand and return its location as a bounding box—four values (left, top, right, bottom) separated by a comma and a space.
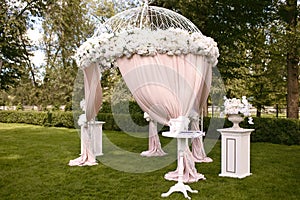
81, 121, 105, 157
217, 128, 254, 178
161, 131, 204, 200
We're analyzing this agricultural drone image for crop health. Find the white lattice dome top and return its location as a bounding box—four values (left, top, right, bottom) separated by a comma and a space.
75, 3, 219, 70
93, 5, 201, 37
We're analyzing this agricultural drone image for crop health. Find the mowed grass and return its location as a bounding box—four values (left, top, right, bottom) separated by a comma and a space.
0, 123, 299, 200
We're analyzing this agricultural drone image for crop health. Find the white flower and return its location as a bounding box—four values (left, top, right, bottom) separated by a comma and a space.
144, 112, 151, 122
221, 96, 254, 124
80, 99, 86, 111
78, 114, 87, 127
248, 117, 254, 124
74, 28, 219, 70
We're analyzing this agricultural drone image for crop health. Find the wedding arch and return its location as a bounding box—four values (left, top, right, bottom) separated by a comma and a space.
70, 2, 219, 184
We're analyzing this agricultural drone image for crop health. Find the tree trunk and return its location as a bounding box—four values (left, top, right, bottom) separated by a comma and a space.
287, 51, 299, 119
0, 60, 2, 72
256, 104, 262, 117
286, 0, 299, 119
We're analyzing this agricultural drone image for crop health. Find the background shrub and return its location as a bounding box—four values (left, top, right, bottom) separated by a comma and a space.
0, 110, 48, 125
241, 117, 300, 145
0, 110, 299, 145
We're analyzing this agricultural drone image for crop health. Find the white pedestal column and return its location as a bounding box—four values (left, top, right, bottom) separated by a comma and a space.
81, 121, 105, 157
217, 128, 254, 179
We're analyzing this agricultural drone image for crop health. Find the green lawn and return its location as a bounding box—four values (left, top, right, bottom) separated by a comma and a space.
0, 123, 299, 200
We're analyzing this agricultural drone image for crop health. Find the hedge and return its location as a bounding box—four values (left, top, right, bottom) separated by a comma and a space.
0, 110, 75, 128
0, 110, 299, 145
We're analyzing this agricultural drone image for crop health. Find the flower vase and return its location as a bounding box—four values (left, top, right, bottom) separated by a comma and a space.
228, 114, 244, 129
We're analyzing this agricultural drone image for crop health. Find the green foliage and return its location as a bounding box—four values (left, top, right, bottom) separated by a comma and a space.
0, 0, 49, 90
16, 103, 23, 111
0, 1, 28, 90
242, 117, 300, 146
1, 0, 116, 109
110, 101, 144, 115
0, 110, 74, 128
64, 102, 72, 111
0, 110, 48, 125
0, 111, 299, 145
99, 101, 112, 113
51, 111, 75, 128
97, 113, 148, 132
99, 100, 144, 115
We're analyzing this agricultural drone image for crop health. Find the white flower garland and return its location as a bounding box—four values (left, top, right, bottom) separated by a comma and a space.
74, 27, 219, 70
221, 96, 254, 124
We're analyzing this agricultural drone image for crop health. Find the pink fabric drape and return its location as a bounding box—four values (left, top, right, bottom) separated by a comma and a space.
117, 54, 211, 125
83, 63, 102, 121
69, 63, 102, 166
164, 145, 205, 183
117, 54, 212, 182
140, 119, 167, 157
190, 114, 213, 163
189, 60, 212, 162
69, 125, 98, 166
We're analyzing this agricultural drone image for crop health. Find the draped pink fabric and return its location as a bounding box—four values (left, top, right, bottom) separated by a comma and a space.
117, 54, 212, 182
83, 63, 102, 121
117, 54, 211, 125
69, 125, 98, 166
190, 116, 213, 163
164, 145, 205, 183
69, 63, 102, 166
190, 72, 213, 162
140, 120, 167, 157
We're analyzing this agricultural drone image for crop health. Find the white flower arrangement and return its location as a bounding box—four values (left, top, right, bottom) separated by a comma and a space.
78, 99, 87, 127
78, 114, 87, 127
143, 112, 152, 122
80, 99, 86, 111
221, 96, 254, 124
74, 27, 219, 70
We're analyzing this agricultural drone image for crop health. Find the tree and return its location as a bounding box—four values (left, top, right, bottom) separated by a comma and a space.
245, 28, 285, 117
0, 0, 50, 89
39, 0, 116, 108
279, 0, 299, 119
0, 0, 29, 90
1, 0, 143, 108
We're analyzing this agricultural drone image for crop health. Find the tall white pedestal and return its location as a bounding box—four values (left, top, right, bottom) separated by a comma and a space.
81, 121, 105, 157
217, 128, 254, 179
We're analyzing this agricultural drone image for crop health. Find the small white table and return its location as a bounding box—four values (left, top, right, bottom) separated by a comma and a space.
217, 128, 254, 179
81, 121, 105, 157
161, 131, 204, 200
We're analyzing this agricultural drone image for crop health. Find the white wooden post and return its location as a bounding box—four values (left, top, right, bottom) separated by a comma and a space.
81, 121, 105, 157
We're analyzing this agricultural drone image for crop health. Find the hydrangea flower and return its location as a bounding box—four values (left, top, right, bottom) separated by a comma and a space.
221, 96, 254, 125
74, 28, 219, 70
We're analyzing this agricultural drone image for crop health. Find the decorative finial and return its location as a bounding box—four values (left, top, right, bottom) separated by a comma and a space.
144, 0, 154, 5
140, 0, 151, 28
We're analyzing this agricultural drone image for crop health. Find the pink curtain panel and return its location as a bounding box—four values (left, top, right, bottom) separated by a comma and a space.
117, 53, 212, 182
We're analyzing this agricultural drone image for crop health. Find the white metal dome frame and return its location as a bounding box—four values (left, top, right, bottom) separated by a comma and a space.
93, 4, 201, 37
